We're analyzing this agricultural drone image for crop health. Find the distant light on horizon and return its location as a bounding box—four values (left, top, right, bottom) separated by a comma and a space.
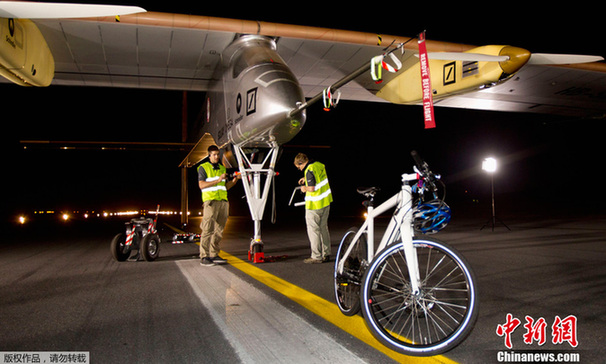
113, 211, 140, 216
16, 207, 198, 225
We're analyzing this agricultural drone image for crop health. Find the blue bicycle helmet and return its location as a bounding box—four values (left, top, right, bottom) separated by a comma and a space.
413, 199, 451, 234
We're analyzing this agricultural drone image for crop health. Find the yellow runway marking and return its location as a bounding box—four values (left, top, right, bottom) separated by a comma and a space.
221, 251, 459, 364
166, 220, 457, 363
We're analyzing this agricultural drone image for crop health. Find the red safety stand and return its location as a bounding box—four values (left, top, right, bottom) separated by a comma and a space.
248, 250, 265, 263
248, 239, 265, 263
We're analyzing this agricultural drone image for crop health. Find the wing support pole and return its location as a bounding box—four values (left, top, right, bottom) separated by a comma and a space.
288, 61, 371, 118
288, 39, 415, 117
233, 142, 280, 263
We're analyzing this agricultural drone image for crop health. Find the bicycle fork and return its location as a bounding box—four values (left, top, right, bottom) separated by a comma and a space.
399, 174, 422, 295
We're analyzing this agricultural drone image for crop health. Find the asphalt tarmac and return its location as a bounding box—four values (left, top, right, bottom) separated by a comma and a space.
1, 209, 604, 363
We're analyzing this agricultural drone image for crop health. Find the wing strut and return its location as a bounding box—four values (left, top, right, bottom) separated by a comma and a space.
289, 38, 416, 117
289, 61, 372, 117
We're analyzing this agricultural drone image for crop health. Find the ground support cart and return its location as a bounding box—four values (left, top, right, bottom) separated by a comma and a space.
110, 206, 161, 262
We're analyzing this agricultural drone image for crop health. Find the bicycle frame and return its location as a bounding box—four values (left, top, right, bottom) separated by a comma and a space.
337, 172, 422, 294
336, 154, 478, 356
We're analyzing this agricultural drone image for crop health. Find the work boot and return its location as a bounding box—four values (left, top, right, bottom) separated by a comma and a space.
212, 256, 227, 264
304, 257, 323, 264
200, 257, 215, 266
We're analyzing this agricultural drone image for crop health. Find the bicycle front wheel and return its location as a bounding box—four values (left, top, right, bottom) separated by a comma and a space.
360, 237, 478, 356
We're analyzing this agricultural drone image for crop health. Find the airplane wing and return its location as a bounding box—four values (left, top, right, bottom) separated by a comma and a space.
2, 8, 606, 118
434, 63, 606, 118
27, 11, 409, 96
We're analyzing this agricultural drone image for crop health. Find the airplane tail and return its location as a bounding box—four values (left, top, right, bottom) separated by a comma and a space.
178, 133, 217, 168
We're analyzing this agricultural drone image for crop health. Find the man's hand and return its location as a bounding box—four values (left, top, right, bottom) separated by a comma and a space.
300, 185, 315, 193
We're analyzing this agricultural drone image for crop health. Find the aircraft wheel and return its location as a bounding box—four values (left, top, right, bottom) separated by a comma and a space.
141, 233, 160, 261
110, 233, 131, 262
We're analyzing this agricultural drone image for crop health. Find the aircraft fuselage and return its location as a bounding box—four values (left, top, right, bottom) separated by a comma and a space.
204, 35, 306, 154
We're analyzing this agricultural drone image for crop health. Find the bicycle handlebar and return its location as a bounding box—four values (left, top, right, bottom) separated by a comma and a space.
410, 150, 440, 192
410, 150, 424, 170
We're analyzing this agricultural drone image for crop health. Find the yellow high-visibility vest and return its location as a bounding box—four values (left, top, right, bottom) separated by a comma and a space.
304, 162, 333, 210
198, 162, 228, 202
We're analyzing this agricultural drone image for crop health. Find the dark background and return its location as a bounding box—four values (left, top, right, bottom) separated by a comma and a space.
3, 1, 605, 224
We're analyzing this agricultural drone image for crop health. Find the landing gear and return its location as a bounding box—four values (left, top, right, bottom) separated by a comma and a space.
233, 142, 279, 264
248, 239, 265, 263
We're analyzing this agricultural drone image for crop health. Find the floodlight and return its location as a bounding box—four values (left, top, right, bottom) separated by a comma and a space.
482, 157, 497, 173
480, 157, 510, 231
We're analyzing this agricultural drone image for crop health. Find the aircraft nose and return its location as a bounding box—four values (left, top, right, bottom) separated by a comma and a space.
288, 106, 306, 131
498, 46, 531, 74
239, 65, 307, 146
268, 92, 306, 144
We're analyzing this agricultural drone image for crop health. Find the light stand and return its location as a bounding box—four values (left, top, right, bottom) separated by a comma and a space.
481, 158, 510, 231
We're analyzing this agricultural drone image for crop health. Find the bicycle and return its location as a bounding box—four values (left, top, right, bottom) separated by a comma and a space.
333, 151, 478, 356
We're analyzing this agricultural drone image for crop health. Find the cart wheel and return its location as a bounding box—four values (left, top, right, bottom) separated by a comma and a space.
110, 233, 131, 262
141, 233, 160, 261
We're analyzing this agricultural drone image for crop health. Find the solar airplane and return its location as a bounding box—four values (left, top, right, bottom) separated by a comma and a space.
2, 1, 605, 262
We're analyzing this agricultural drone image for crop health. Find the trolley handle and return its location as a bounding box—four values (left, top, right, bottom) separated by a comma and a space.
288, 186, 305, 207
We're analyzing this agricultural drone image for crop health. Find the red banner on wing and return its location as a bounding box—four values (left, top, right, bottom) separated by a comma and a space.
418, 32, 436, 129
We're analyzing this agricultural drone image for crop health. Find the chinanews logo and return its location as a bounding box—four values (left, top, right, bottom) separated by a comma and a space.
495, 313, 581, 363
497, 351, 581, 363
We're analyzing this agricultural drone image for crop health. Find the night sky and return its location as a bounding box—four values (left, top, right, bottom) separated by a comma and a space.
3, 2, 605, 224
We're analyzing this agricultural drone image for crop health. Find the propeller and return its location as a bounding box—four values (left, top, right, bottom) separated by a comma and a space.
527, 53, 604, 65
422, 52, 509, 62
420, 51, 604, 65
0, 1, 146, 19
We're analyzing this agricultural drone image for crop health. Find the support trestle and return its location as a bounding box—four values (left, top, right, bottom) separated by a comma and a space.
233, 142, 280, 263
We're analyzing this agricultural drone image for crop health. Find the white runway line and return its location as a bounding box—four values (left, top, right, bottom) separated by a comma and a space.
176, 260, 367, 363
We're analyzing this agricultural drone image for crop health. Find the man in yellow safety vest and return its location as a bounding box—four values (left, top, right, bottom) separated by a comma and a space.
294, 153, 333, 264
198, 145, 240, 267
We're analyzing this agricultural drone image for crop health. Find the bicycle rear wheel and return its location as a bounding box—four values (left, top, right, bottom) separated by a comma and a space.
360, 237, 478, 356
334, 227, 367, 316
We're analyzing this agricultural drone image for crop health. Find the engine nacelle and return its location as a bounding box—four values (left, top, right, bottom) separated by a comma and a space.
0, 18, 54, 86
376, 45, 530, 105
